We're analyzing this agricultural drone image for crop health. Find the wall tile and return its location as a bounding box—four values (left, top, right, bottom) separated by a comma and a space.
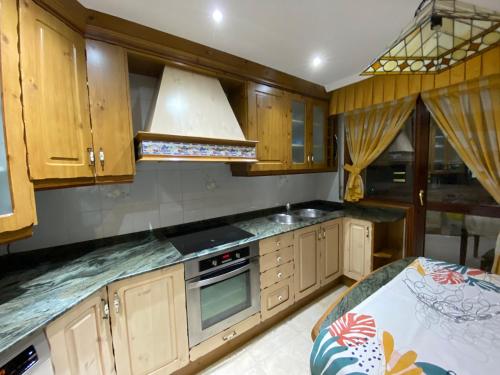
8, 162, 337, 252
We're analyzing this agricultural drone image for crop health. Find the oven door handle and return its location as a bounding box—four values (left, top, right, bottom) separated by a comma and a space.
187, 263, 251, 289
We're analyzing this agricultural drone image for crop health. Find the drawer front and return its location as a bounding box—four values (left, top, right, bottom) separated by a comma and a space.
260, 261, 294, 289
259, 232, 294, 255
260, 246, 293, 272
261, 277, 294, 321
189, 313, 260, 361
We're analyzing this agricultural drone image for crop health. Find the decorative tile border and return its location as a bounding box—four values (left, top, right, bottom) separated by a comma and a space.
138, 140, 256, 159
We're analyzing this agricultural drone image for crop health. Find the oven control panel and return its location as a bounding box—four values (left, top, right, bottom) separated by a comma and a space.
199, 247, 250, 272
0, 345, 38, 375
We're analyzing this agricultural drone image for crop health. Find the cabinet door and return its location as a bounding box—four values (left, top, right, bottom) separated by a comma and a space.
109, 264, 189, 375
0, 0, 36, 243
320, 219, 343, 285
86, 40, 135, 183
46, 288, 115, 375
289, 95, 309, 170
343, 218, 372, 281
247, 83, 289, 171
19, 0, 94, 182
294, 225, 321, 301
311, 100, 329, 169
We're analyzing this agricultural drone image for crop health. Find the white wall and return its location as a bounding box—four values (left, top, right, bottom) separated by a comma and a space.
4, 162, 337, 253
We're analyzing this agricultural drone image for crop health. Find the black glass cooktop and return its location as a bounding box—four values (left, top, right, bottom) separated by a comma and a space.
168, 225, 254, 256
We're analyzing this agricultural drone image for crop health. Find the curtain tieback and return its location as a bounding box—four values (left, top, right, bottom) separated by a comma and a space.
344, 164, 362, 181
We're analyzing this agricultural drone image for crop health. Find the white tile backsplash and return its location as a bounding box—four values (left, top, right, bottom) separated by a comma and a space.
9, 162, 338, 252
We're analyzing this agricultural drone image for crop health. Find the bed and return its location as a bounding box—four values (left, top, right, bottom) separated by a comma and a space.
310, 257, 500, 374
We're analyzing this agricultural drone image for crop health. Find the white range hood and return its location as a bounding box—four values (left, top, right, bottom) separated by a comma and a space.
136, 65, 257, 163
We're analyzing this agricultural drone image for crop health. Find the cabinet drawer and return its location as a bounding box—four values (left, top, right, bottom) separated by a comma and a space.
260, 261, 294, 289
260, 246, 293, 272
259, 232, 294, 255
261, 277, 294, 321
189, 313, 260, 361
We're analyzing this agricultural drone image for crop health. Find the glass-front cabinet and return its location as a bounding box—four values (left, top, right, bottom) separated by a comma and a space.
290, 97, 308, 169
289, 95, 329, 170
0, 0, 36, 243
311, 100, 328, 168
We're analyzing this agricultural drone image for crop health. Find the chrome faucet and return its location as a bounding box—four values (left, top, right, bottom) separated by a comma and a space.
285, 202, 291, 212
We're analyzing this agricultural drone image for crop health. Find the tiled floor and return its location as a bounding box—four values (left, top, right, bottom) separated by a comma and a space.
201, 284, 348, 375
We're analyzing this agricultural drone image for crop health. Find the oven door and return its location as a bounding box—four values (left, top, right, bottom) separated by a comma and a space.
186, 257, 260, 347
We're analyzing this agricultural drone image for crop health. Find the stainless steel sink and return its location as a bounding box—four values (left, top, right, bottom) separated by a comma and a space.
267, 213, 303, 225
292, 208, 329, 219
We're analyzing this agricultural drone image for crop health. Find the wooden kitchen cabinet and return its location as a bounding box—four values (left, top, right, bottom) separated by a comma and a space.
86, 40, 135, 183
108, 264, 189, 375
0, 0, 36, 244
231, 82, 332, 176
319, 219, 343, 285
294, 224, 321, 301
45, 288, 115, 375
19, 0, 95, 187
343, 218, 373, 281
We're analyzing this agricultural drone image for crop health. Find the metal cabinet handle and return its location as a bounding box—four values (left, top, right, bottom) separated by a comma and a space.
317, 230, 321, 241
366, 226, 370, 238
88, 147, 95, 166
419, 189, 425, 206
101, 299, 109, 320
307, 155, 311, 163
277, 272, 283, 279
223, 331, 237, 341
99, 147, 105, 169
276, 241, 281, 247
278, 295, 283, 302
322, 228, 326, 239
311, 155, 315, 163
113, 292, 120, 314
276, 256, 282, 264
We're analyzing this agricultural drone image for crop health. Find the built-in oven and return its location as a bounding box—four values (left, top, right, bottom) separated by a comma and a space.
185, 242, 260, 347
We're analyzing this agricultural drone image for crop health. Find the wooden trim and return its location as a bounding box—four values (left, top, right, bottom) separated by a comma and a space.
33, 178, 96, 190
0, 226, 33, 244
138, 156, 259, 163
230, 166, 337, 176
135, 131, 258, 147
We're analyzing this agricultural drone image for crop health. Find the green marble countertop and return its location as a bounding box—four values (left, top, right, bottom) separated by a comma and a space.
0, 203, 404, 354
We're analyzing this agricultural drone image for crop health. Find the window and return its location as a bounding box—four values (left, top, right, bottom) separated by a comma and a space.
427, 118, 497, 206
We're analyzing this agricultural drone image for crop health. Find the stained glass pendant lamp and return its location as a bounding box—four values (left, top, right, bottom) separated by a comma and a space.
363, 0, 500, 74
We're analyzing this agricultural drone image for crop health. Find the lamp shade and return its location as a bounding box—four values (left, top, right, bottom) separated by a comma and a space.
363, 0, 500, 75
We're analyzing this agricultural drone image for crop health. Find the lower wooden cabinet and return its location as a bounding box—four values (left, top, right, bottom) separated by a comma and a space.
343, 218, 373, 281
45, 288, 115, 375
319, 219, 343, 285
261, 277, 294, 321
294, 225, 321, 301
108, 264, 189, 375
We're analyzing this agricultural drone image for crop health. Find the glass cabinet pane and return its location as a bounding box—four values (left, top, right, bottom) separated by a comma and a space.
291, 100, 306, 164
312, 105, 325, 163
0, 92, 13, 216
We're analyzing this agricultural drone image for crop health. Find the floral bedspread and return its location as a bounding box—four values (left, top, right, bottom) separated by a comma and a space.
310, 257, 500, 375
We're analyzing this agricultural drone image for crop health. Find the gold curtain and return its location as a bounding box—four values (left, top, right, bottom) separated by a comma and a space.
343, 95, 417, 202
422, 75, 500, 203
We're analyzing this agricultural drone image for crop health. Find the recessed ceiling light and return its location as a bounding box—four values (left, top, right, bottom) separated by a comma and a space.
212, 9, 223, 23
312, 56, 322, 68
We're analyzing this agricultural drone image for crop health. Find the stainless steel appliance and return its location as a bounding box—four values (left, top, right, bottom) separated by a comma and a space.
185, 241, 260, 347
0, 334, 54, 375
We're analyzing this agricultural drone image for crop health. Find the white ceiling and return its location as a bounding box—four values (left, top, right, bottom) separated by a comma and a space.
79, 0, 500, 91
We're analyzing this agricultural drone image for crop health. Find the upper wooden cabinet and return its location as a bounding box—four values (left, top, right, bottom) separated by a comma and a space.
108, 264, 189, 375
46, 288, 116, 375
343, 218, 373, 281
19, 0, 95, 186
0, 0, 36, 244
86, 40, 135, 183
231, 83, 332, 176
